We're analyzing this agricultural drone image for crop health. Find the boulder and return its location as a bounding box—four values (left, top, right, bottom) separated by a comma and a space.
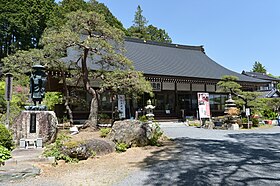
61, 139, 115, 160
109, 120, 152, 147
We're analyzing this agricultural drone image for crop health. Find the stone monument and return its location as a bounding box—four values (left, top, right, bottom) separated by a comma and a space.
13, 65, 58, 148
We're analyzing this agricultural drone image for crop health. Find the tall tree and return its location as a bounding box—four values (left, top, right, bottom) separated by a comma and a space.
133, 5, 148, 32
87, 0, 126, 33
252, 61, 266, 73
40, 10, 152, 128
0, 0, 56, 61
146, 25, 172, 43
127, 5, 172, 43
48, 0, 126, 33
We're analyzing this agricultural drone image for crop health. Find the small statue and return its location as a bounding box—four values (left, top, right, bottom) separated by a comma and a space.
30, 65, 47, 105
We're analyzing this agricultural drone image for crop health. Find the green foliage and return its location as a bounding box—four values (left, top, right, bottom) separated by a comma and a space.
0, 145, 12, 163
149, 122, 163, 146
249, 98, 280, 120
102, 70, 153, 97
98, 113, 110, 119
0, 82, 6, 113
43, 92, 63, 111
138, 115, 148, 122
252, 61, 266, 73
0, 0, 56, 60
234, 91, 262, 109
127, 5, 172, 43
0, 81, 29, 126
217, 75, 241, 94
116, 142, 128, 152
87, 0, 126, 33
146, 25, 172, 43
99, 128, 111, 138
252, 118, 259, 127
0, 124, 14, 150
43, 134, 78, 163
263, 110, 278, 120
131, 5, 148, 32
241, 117, 248, 124
188, 121, 201, 127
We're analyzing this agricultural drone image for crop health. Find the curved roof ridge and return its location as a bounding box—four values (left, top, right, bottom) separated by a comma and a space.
124, 37, 204, 53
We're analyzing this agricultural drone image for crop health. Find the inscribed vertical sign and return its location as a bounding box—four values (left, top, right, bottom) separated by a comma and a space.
118, 95, 126, 119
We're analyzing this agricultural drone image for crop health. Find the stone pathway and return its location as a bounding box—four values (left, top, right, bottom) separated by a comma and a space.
0, 148, 53, 184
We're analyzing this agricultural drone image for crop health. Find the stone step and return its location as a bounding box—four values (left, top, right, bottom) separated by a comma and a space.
4, 148, 55, 166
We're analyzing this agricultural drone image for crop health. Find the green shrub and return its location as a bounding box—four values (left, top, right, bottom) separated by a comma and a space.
98, 113, 110, 119
0, 145, 11, 163
252, 118, 259, 127
242, 117, 248, 124
43, 92, 63, 111
138, 115, 148, 122
43, 134, 78, 163
0, 124, 14, 150
149, 122, 163, 146
99, 128, 111, 138
116, 142, 128, 152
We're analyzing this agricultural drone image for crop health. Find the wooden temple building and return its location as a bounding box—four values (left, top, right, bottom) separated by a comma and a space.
47, 38, 270, 121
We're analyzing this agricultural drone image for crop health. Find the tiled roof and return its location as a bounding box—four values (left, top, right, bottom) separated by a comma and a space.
241, 71, 280, 81
63, 38, 269, 83
124, 38, 268, 83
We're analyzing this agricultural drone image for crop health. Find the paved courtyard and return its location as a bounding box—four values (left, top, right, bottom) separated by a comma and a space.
115, 123, 280, 186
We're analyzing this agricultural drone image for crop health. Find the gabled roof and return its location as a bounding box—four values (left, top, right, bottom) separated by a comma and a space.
241, 71, 280, 82
260, 89, 280, 98
124, 38, 269, 83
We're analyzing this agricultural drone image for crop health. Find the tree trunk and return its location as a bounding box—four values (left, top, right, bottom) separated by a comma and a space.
86, 90, 99, 128
81, 48, 98, 129
61, 70, 74, 125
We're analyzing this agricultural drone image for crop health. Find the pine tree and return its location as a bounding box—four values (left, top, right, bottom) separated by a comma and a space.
252, 61, 267, 73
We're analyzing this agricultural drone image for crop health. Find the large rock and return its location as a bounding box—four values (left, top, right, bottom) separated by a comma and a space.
61, 139, 115, 160
109, 120, 151, 147
13, 111, 58, 145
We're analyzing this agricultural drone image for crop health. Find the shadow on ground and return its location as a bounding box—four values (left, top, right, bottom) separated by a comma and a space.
138, 133, 280, 186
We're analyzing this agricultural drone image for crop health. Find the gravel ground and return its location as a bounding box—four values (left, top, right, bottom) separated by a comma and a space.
115, 123, 280, 186
3, 123, 280, 186
3, 129, 173, 186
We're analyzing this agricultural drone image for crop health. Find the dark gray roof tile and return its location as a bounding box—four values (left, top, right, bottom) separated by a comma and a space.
124, 39, 268, 83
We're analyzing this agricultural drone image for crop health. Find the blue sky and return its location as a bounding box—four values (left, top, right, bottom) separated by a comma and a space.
56, 0, 280, 76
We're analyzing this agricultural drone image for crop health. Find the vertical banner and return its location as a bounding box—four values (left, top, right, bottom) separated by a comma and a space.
118, 95, 126, 119
197, 92, 210, 119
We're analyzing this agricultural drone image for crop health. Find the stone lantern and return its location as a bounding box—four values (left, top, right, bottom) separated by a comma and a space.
224, 94, 239, 130
145, 99, 155, 123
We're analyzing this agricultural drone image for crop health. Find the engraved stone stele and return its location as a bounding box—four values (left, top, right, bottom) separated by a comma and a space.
13, 111, 58, 145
